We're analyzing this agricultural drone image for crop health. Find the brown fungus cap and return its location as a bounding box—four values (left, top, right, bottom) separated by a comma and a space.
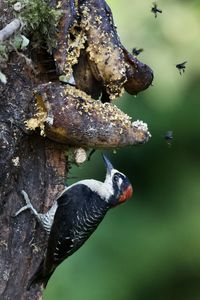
27, 83, 151, 148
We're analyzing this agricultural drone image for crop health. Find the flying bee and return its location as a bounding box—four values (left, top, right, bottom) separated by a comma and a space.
176, 61, 187, 75
151, 2, 162, 18
132, 48, 144, 56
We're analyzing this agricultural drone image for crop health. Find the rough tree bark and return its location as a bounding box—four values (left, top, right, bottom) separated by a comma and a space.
0, 0, 153, 299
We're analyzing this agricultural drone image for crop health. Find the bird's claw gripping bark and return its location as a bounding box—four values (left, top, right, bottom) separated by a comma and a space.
15, 190, 40, 220
15, 190, 57, 233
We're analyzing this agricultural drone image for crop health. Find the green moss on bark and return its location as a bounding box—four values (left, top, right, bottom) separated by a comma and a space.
6, 0, 63, 51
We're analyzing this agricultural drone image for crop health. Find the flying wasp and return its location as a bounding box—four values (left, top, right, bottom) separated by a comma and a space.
132, 48, 144, 56
164, 131, 173, 147
151, 2, 162, 18
176, 61, 187, 75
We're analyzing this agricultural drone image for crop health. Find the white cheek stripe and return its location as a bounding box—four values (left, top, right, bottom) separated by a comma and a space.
118, 178, 123, 190
111, 169, 124, 177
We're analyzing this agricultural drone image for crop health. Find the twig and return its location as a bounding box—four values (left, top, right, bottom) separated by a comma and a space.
0, 19, 21, 42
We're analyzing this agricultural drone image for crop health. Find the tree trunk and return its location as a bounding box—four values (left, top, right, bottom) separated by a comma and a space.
0, 0, 153, 298
0, 51, 67, 299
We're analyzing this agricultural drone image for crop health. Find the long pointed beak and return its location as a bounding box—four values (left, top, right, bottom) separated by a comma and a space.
102, 154, 114, 174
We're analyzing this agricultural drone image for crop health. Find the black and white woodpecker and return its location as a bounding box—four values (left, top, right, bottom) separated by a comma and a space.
15, 155, 133, 288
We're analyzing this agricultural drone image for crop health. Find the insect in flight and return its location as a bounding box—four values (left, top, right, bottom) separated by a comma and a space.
132, 48, 144, 56
151, 2, 162, 18
176, 61, 187, 75
164, 131, 173, 146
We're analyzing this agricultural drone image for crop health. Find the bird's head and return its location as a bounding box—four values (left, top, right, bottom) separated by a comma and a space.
102, 155, 133, 207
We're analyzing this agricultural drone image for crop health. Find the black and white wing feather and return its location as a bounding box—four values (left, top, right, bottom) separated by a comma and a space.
29, 184, 109, 288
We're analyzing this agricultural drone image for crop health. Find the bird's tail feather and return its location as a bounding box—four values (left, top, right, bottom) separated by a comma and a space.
27, 260, 53, 289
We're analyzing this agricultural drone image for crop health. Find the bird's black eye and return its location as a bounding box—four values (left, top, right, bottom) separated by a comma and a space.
113, 174, 119, 182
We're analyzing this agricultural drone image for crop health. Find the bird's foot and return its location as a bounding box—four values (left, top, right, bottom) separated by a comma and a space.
15, 190, 38, 217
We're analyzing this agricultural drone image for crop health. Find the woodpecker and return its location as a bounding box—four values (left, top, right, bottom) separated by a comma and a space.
15, 155, 133, 288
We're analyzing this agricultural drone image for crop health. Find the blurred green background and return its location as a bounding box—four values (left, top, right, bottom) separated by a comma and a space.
44, 0, 200, 299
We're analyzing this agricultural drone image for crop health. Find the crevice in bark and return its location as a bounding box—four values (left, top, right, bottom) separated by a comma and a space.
30, 43, 58, 83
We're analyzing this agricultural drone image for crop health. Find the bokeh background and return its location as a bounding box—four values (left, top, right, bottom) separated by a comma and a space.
44, 0, 200, 299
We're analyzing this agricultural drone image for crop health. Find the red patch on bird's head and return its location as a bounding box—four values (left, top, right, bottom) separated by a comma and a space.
119, 185, 133, 203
